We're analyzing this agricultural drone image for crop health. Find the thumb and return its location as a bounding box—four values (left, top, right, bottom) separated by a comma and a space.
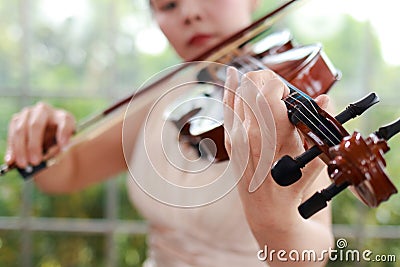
314, 94, 330, 110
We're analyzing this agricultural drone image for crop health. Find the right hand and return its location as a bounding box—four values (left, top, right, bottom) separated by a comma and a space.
5, 102, 76, 168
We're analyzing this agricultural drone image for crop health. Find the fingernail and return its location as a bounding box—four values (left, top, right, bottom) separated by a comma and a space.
4, 153, 12, 163
17, 158, 27, 168
322, 95, 330, 106
30, 155, 40, 165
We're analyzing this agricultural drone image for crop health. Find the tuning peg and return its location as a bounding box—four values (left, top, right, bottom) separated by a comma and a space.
271, 146, 321, 186
271, 93, 381, 187
375, 118, 400, 141
298, 182, 349, 219
335, 92, 379, 123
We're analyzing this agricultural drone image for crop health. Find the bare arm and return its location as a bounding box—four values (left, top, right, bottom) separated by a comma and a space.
33, 118, 128, 193
5, 102, 146, 194
246, 170, 333, 267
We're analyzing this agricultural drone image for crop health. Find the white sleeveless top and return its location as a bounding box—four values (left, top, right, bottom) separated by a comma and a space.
125, 87, 267, 267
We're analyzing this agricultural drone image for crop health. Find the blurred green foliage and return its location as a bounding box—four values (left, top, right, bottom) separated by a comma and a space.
0, 0, 399, 266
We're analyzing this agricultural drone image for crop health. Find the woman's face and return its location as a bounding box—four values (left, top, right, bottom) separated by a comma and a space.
151, 0, 258, 60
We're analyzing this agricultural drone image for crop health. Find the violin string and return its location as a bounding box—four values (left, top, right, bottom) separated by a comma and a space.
287, 89, 320, 118
234, 56, 320, 123
284, 96, 340, 145
241, 54, 320, 115
234, 56, 337, 146
284, 94, 341, 144
241, 55, 341, 144
233, 55, 340, 145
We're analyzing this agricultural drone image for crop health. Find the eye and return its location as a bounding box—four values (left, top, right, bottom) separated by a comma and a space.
161, 1, 177, 11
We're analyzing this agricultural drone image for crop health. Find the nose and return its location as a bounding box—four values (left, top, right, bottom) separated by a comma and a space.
180, 1, 202, 25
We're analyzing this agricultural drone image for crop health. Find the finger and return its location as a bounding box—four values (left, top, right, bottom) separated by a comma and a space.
43, 145, 60, 161
5, 115, 18, 165
4, 147, 14, 165
223, 67, 239, 114
314, 94, 329, 109
27, 103, 50, 165
242, 71, 278, 192
241, 74, 261, 162
241, 74, 265, 192
223, 67, 239, 156
249, 70, 279, 139
53, 110, 76, 148
10, 109, 30, 167
242, 70, 278, 149
233, 74, 248, 124
229, 84, 250, 169
227, 71, 246, 146
245, 69, 277, 88
260, 77, 293, 133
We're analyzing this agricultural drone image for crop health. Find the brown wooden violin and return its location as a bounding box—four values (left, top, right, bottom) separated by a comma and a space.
164, 13, 400, 219
294, 118, 400, 218
174, 35, 400, 218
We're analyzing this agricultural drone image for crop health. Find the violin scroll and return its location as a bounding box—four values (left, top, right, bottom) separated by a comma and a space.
297, 119, 400, 219
271, 92, 380, 186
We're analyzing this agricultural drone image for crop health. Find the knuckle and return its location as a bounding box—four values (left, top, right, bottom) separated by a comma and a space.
33, 102, 52, 116
11, 107, 30, 123
21, 107, 30, 114
57, 111, 76, 129
65, 112, 75, 123
251, 150, 262, 160
13, 123, 25, 136
247, 127, 260, 141
263, 69, 276, 76
28, 119, 43, 129
10, 113, 20, 124
35, 101, 49, 110
57, 113, 67, 122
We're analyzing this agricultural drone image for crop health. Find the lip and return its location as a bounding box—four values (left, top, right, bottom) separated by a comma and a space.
188, 34, 213, 46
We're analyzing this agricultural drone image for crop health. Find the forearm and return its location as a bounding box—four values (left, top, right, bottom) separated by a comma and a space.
246, 171, 333, 267
253, 206, 333, 267
33, 121, 128, 194
32, 102, 149, 194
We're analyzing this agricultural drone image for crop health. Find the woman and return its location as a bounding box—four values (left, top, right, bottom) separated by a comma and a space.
5, 0, 333, 266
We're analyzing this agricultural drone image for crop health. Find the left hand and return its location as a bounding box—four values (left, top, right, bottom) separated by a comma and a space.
223, 67, 331, 230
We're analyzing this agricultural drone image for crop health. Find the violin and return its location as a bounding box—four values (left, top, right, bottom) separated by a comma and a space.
1, 0, 399, 219
174, 35, 399, 218
270, 90, 399, 218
